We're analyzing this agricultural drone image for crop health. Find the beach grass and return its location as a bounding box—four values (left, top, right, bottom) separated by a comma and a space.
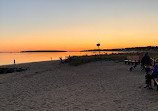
64, 51, 158, 66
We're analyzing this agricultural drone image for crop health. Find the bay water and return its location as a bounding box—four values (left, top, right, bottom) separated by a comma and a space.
0, 51, 123, 66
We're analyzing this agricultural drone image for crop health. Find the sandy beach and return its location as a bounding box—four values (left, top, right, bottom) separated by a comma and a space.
0, 60, 158, 111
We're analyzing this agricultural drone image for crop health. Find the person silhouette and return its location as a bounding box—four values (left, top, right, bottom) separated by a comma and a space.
141, 53, 152, 72
144, 58, 158, 90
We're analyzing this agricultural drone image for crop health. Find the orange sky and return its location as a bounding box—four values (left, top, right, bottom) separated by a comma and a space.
0, 0, 158, 52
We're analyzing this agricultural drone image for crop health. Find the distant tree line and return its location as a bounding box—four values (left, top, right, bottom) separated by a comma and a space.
83, 46, 158, 52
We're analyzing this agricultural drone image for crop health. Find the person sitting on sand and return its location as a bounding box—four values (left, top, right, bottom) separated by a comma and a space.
144, 58, 158, 90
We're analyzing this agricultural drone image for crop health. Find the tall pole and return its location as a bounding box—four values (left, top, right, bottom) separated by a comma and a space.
97, 43, 100, 55
98, 46, 100, 55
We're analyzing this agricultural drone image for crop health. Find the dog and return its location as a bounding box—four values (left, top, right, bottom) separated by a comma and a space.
129, 64, 137, 71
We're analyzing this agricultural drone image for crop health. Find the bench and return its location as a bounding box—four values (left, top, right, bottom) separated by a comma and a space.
124, 56, 140, 65
154, 78, 158, 84
154, 78, 158, 91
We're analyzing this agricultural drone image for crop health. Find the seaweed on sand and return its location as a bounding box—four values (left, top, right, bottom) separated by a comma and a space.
0, 67, 28, 74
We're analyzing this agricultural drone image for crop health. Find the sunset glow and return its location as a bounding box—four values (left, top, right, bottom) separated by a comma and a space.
0, 0, 158, 52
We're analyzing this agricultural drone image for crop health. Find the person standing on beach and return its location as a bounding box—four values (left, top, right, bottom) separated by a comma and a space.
144, 58, 158, 90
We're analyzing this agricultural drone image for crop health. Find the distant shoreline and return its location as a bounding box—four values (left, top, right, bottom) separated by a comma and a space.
81, 46, 158, 52
21, 50, 67, 53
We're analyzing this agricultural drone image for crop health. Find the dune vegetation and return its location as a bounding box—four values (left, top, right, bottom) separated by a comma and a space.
63, 51, 158, 66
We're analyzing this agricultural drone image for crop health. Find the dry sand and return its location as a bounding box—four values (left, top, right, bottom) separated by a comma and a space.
0, 60, 158, 111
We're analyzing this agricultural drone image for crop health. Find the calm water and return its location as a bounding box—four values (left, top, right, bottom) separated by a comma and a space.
0, 51, 123, 66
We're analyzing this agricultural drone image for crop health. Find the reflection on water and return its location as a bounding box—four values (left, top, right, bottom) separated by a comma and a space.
0, 51, 123, 65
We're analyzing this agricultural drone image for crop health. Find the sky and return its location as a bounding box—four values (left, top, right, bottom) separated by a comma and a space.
0, 0, 158, 52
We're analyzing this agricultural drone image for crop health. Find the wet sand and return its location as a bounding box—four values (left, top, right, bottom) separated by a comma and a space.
0, 60, 158, 111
